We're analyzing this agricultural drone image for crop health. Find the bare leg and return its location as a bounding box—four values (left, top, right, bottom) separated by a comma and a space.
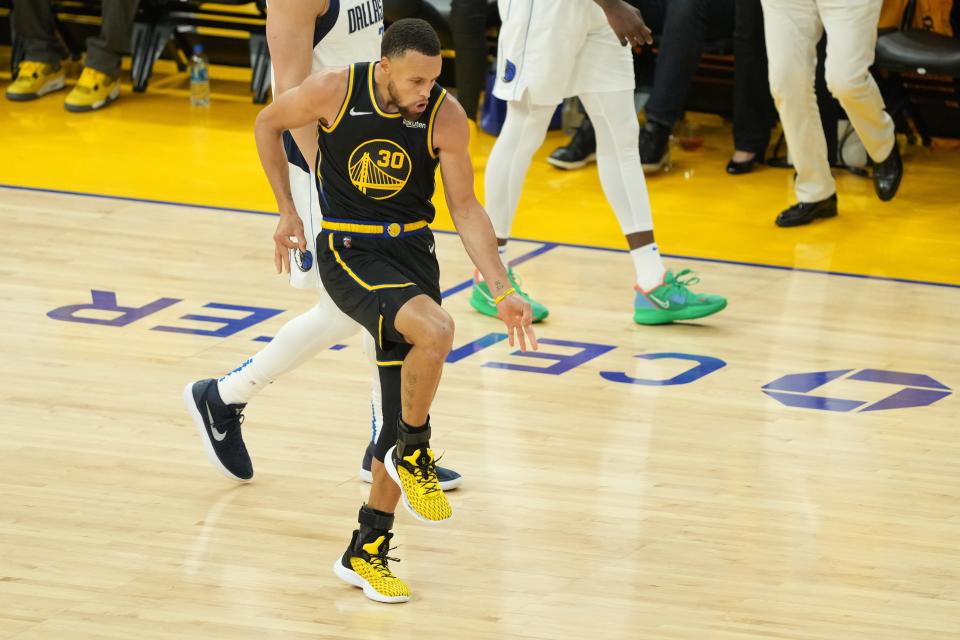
393, 295, 455, 427
625, 230, 656, 251
367, 460, 401, 512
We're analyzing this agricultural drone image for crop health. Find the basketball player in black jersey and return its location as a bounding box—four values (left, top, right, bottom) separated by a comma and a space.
253, 19, 537, 603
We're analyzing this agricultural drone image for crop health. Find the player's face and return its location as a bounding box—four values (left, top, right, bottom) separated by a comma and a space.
382, 51, 442, 121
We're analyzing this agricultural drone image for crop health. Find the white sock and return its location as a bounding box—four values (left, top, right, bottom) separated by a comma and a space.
217, 293, 360, 405
631, 243, 666, 291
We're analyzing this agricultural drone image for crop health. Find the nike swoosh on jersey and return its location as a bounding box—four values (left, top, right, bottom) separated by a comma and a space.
349, 107, 373, 116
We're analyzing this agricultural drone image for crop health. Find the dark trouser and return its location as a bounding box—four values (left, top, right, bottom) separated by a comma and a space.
733, 0, 777, 154
450, 0, 487, 121
14, 0, 139, 77
634, 0, 736, 129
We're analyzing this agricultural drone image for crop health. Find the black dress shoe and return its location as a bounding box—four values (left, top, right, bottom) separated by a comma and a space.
547, 118, 596, 170
775, 194, 838, 227
873, 142, 902, 202
726, 153, 761, 175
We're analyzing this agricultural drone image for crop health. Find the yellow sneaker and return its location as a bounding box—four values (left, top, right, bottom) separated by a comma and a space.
5, 61, 66, 101
64, 67, 120, 112
334, 530, 411, 604
386, 443, 453, 524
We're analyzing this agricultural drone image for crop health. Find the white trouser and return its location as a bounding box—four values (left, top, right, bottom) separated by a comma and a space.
761, 0, 895, 202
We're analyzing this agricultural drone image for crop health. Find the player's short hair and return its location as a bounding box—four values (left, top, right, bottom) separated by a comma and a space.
381, 18, 441, 59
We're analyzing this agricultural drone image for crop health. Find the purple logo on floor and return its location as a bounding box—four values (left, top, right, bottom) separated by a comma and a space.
762, 369, 951, 412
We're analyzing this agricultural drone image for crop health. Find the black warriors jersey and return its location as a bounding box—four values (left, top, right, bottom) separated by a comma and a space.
316, 61, 447, 224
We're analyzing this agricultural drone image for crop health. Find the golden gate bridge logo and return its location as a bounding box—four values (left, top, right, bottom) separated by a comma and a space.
348, 138, 412, 200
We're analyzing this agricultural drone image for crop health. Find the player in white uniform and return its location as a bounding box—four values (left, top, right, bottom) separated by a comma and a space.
183, 0, 462, 489
470, 0, 728, 326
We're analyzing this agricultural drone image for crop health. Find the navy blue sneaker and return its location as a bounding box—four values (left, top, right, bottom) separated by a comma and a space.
359, 441, 462, 491
183, 379, 253, 481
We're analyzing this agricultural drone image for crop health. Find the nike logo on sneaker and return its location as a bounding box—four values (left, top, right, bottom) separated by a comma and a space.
207, 404, 227, 441
648, 294, 672, 309
349, 107, 372, 116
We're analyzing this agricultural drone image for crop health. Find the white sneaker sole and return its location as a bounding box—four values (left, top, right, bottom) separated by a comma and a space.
65, 84, 120, 112
6, 75, 65, 101
546, 152, 596, 170
359, 466, 463, 491
39, 76, 66, 97
332, 558, 410, 604
642, 151, 671, 174
182, 381, 251, 482
383, 445, 452, 525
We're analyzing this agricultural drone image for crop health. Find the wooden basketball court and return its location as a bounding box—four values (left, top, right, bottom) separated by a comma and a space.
1, 63, 959, 638
2, 181, 957, 639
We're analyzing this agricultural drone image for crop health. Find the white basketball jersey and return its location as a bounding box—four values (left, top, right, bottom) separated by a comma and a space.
274, 0, 384, 289
310, 0, 383, 71
269, 0, 382, 94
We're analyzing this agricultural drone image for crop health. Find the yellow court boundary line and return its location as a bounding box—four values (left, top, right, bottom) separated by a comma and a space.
3, 184, 956, 290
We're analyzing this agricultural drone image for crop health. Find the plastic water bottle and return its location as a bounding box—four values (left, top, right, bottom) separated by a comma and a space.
190, 44, 210, 107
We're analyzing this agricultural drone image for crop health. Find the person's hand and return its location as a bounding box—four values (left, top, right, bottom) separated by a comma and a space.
273, 210, 306, 274
497, 293, 538, 352
600, 0, 653, 52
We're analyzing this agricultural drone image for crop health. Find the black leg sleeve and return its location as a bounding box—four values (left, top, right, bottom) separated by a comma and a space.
373, 365, 402, 462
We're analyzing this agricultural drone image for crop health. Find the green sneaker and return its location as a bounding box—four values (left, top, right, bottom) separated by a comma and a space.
633, 269, 727, 325
470, 267, 549, 322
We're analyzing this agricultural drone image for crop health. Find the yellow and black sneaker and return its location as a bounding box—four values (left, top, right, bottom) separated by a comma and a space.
333, 507, 410, 604
384, 418, 452, 524
64, 67, 120, 112
5, 61, 66, 101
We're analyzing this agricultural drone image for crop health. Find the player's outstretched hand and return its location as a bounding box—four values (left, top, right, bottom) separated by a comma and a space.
497, 294, 538, 352
600, 0, 653, 51
273, 212, 307, 274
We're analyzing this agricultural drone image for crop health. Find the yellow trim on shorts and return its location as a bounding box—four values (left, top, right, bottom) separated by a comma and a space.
378, 314, 384, 349
369, 62, 401, 119
321, 219, 427, 236
320, 64, 355, 134
426, 88, 447, 159
327, 234, 415, 291
376, 360, 404, 367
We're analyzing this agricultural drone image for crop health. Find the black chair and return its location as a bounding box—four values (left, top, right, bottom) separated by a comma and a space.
6, 1, 270, 102
875, 0, 960, 142
131, 0, 270, 103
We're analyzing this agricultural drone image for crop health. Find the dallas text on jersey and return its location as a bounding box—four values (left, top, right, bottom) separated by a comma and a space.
347, 0, 384, 34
